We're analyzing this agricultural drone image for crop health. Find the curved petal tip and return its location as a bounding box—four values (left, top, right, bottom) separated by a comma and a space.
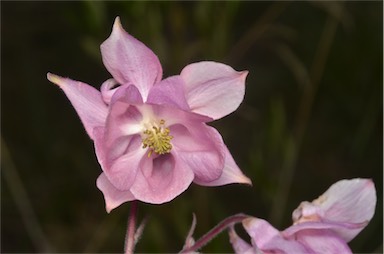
240, 70, 249, 81
113, 16, 123, 31
96, 173, 136, 213
241, 175, 252, 186
47, 72, 63, 87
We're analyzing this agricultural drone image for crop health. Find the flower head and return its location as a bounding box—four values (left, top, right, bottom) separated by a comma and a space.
48, 17, 251, 212
230, 178, 376, 254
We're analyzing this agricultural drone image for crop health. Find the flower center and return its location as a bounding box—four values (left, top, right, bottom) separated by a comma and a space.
142, 119, 173, 157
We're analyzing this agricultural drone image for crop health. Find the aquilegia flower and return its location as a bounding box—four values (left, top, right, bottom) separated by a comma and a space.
48, 17, 251, 212
229, 178, 376, 254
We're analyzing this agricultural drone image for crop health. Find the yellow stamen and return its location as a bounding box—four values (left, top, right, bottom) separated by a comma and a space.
142, 119, 173, 157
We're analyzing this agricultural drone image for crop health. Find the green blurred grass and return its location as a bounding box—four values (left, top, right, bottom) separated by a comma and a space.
2, 1, 382, 253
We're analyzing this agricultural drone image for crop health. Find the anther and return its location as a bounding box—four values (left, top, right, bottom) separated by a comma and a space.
142, 119, 173, 157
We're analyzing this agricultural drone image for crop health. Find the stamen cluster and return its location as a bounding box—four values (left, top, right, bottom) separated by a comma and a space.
142, 119, 173, 157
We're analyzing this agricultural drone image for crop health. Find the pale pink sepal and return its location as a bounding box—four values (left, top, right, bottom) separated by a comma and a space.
292, 178, 376, 242
194, 146, 252, 186
100, 17, 162, 101
229, 226, 258, 254
147, 76, 190, 111
47, 73, 108, 140
243, 218, 309, 253
283, 220, 369, 237
96, 173, 136, 213
180, 61, 247, 120
295, 229, 352, 254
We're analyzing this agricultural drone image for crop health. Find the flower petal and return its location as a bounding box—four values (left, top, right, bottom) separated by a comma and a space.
229, 226, 258, 254
171, 124, 225, 182
283, 220, 369, 238
100, 78, 122, 104
101, 102, 146, 190
147, 75, 190, 111
94, 122, 144, 192
194, 145, 251, 186
47, 73, 108, 140
180, 61, 247, 120
105, 137, 146, 190
139, 104, 221, 182
153, 103, 212, 126
110, 84, 144, 106
243, 218, 310, 253
130, 153, 195, 204
100, 17, 162, 101
292, 178, 376, 242
93, 126, 107, 170
96, 173, 136, 213
296, 229, 352, 254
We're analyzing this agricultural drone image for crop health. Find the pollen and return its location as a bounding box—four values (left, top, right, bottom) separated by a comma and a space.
142, 119, 173, 157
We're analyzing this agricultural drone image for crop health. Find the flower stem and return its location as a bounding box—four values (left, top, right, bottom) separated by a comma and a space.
180, 213, 249, 253
125, 200, 138, 254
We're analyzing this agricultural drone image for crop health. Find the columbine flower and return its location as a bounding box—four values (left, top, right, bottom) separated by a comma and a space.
47, 17, 251, 212
229, 178, 376, 254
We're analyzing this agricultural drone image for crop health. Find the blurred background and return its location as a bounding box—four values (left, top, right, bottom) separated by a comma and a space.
1, 1, 382, 253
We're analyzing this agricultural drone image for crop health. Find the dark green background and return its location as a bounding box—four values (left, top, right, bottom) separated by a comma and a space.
2, 1, 382, 253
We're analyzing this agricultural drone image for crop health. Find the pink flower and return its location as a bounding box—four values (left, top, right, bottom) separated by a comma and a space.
230, 178, 376, 254
47, 17, 251, 212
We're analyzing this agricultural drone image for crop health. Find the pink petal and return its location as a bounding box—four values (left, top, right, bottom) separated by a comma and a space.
47, 73, 108, 140
104, 137, 146, 190
283, 221, 369, 238
194, 145, 251, 186
93, 126, 107, 170
147, 75, 190, 111
229, 226, 258, 254
93, 103, 148, 192
243, 218, 310, 253
170, 124, 225, 182
129, 153, 195, 204
100, 17, 162, 101
96, 173, 136, 213
110, 84, 144, 105
292, 178, 376, 242
104, 102, 143, 155
295, 229, 352, 254
153, 103, 212, 126
101, 102, 146, 190
141, 104, 222, 182
94, 125, 144, 192
100, 78, 121, 104
180, 61, 248, 120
